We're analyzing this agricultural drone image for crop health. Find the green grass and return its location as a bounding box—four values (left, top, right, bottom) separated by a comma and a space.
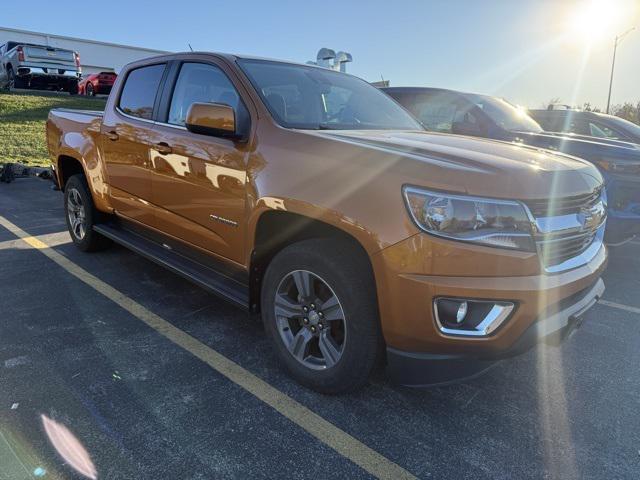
0, 91, 106, 167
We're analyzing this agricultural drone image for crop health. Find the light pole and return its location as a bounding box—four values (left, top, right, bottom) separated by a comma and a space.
606, 27, 635, 114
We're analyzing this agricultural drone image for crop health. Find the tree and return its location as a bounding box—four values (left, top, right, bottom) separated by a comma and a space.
611, 102, 640, 125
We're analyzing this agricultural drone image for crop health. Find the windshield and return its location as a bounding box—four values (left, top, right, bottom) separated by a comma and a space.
238, 60, 423, 130
465, 94, 543, 133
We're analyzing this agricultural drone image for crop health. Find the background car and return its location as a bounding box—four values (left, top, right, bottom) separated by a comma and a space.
384, 87, 640, 245
78, 71, 117, 96
529, 106, 640, 145
0, 41, 80, 93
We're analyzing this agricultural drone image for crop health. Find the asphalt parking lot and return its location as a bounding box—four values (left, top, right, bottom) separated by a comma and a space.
0, 178, 639, 480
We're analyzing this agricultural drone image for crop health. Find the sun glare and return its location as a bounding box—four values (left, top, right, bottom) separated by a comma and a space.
566, 0, 633, 43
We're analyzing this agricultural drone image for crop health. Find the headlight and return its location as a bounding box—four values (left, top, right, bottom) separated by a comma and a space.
403, 187, 535, 251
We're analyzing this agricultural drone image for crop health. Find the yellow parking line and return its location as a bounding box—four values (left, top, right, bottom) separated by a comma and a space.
0, 216, 417, 480
599, 299, 640, 315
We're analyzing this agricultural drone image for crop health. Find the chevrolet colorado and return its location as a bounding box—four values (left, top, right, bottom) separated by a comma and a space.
47, 53, 607, 393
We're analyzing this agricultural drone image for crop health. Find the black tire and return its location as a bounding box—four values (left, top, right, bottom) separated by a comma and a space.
67, 80, 79, 95
86, 83, 94, 96
261, 238, 382, 394
7, 67, 24, 90
63, 174, 111, 252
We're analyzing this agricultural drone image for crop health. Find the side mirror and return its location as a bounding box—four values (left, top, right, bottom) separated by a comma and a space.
185, 102, 240, 139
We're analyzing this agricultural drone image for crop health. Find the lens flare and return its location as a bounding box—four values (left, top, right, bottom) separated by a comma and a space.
41, 415, 97, 480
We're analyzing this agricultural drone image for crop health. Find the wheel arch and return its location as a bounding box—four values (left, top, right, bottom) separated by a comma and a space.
56, 152, 113, 213
248, 206, 379, 314
57, 154, 86, 189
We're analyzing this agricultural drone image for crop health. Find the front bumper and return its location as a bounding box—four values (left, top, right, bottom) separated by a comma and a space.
386, 279, 604, 386
371, 232, 607, 387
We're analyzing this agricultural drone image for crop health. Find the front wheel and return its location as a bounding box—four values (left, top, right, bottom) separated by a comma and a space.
86, 83, 94, 96
64, 174, 111, 252
261, 238, 382, 394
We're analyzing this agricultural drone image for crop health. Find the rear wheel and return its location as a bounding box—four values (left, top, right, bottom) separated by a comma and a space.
67, 80, 79, 95
64, 174, 111, 252
7, 67, 24, 90
261, 238, 382, 394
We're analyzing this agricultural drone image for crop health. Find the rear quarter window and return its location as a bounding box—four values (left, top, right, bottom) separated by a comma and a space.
118, 64, 166, 120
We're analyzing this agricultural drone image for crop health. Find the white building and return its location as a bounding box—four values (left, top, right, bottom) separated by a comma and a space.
0, 26, 170, 75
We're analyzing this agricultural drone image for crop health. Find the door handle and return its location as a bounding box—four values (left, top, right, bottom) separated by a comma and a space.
106, 131, 119, 141
155, 142, 172, 155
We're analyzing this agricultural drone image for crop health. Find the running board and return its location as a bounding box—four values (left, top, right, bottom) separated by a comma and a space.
93, 223, 249, 310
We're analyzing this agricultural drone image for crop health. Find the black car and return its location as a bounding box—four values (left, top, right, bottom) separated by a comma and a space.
529, 108, 640, 145
383, 87, 640, 245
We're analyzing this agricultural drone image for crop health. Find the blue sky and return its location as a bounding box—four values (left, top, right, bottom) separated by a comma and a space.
3, 0, 639, 109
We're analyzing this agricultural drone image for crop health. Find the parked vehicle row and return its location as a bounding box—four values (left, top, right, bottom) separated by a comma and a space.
383, 87, 640, 245
0, 41, 81, 93
0, 39, 118, 96
48, 52, 607, 393
530, 106, 640, 145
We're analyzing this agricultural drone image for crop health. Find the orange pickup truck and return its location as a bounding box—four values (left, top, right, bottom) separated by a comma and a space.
47, 52, 607, 393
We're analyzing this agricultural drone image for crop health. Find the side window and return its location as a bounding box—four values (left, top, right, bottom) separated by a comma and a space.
168, 63, 242, 126
589, 122, 625, 140
118, 64, 165, 120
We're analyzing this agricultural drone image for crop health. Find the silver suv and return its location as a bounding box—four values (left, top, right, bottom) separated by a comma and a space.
0, 41, 81, 94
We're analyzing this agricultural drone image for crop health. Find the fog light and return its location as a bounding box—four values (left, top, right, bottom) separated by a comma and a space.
434, 298, 514, 337
456, 301, 468, 323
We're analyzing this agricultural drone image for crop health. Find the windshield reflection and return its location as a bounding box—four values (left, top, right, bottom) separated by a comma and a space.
466, 94, 544, 133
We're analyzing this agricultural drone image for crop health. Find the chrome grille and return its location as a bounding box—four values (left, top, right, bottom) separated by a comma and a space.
526, 188, 601, 217
524, 189, 605, 271
537, 230, 599, 267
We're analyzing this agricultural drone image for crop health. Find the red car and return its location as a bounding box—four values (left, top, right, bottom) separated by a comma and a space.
78, 71, 117, 96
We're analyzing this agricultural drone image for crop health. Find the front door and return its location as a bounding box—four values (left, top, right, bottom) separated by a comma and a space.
101, 63, 166, 226
150, 61, 250, 264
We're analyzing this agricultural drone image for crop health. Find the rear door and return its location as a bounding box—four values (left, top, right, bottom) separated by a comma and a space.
101, 62, 167, 226
149, 59, 252, 264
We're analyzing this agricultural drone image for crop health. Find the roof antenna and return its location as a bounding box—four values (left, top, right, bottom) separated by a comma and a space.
188, 43, 194, 52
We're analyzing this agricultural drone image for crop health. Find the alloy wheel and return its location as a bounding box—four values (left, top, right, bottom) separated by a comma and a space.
67, 187, 87, 240
274, 269, 347, 370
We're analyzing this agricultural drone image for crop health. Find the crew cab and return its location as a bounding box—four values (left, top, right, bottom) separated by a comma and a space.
47, 53, 606, 392
0, 41, 81, 93
384, 87, 640, 245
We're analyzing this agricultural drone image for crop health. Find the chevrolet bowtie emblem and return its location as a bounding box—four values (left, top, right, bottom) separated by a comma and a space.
579, 201, 605, 231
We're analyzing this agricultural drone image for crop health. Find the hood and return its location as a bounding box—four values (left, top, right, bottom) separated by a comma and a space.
300, 129, 603, 200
